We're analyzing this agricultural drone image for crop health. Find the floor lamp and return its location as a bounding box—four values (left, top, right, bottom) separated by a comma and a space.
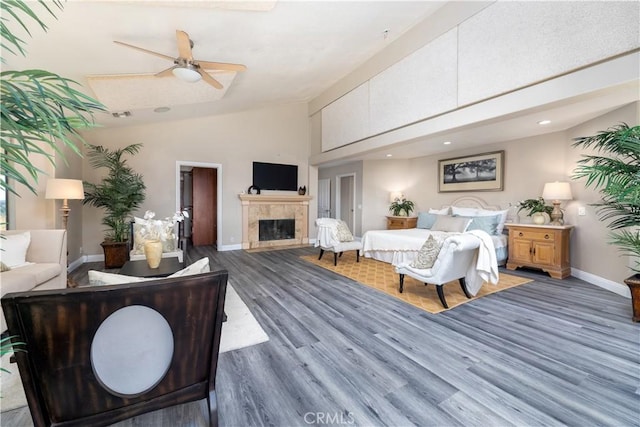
45, 179, 85, 230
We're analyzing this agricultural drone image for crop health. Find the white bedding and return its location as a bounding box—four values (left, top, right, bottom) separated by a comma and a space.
361, 228, 507, 266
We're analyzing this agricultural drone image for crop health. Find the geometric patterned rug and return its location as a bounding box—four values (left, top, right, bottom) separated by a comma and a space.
301, 252, 532, 314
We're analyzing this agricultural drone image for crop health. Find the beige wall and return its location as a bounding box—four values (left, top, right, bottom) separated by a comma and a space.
80, 102, 310, 255
355, 102, 639, 289
318, 161, 364, 236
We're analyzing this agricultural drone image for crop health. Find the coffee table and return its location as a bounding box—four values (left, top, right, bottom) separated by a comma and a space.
119, 257, 183, 278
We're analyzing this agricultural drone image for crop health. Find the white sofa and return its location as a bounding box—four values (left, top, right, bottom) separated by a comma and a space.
0, 229, 67, 332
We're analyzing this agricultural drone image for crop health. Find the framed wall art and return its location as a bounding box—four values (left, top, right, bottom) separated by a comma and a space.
438, 150, 504, 192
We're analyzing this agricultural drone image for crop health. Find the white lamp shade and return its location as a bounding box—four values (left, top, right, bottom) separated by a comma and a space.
45, 179, 85, 200
389, 191, 404, 203
172, 66, 202, 83
542, 181, 572, 201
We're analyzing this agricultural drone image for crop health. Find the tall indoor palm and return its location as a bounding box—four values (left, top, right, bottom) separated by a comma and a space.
572, 123, 640, 272
1, 0, 105, 196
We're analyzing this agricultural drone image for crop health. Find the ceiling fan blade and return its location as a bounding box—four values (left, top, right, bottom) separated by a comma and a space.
113, 41, 175, 61
197, 60, 247, 72
199, 70, 223, 89
155, 66, 177, 77
176, 30, 193, 60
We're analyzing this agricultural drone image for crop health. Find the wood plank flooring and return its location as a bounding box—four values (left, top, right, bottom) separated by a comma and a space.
2, 245, 639, 427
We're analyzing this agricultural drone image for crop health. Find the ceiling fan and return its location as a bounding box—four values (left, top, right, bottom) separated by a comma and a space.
113, 30, 247, 89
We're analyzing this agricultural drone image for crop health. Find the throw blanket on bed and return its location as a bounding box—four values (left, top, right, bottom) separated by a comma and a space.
464, 229, 500, 295
362, 228, 452, 253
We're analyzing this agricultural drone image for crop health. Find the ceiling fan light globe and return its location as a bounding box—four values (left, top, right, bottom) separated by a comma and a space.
172, 66, 202, 83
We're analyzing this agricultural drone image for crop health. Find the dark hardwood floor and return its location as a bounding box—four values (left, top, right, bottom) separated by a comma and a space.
3, 245, 639, 427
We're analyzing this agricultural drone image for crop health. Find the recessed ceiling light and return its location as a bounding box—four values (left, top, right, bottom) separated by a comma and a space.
443, 141, 452, 145
386, 154, 393, 157
154, 107, 171, 113
538, 120, 552, 125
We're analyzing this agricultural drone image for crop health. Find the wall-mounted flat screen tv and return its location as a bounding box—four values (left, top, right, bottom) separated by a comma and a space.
253, 162, 298, 191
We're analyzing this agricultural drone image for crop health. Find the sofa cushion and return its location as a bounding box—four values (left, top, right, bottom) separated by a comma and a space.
89, 257, 210, 286
0, 231, 31, 268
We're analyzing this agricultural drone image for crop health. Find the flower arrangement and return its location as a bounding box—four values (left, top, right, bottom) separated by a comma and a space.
389, 196, 415, 216
138, 210, 189, 241
517, 198, 553, 216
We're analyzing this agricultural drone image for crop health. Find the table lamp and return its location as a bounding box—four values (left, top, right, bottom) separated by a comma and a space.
45, 179, 85, 229
542, 181, 572, 225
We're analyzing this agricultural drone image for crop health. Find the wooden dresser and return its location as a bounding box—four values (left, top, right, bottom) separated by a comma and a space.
505, 223, 574, 279
386, 216, 417, 230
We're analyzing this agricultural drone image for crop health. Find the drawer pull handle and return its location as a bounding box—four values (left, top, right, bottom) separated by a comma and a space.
518, 232, 524, 237
545, 234, 550, 239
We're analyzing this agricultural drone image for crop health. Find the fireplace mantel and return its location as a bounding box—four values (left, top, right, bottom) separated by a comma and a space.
239, 193, 312, 249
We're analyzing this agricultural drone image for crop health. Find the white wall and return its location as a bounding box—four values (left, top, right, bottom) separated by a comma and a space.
81, 103, 310, 255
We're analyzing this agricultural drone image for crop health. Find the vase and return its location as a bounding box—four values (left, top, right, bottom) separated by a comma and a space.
144, 239, 163, 269
532, 212, 546, 225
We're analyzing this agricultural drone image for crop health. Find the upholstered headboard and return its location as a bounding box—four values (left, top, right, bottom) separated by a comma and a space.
443, 195, 502, 211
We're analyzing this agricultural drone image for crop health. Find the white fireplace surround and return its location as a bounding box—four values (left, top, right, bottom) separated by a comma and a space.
239, 194, 312, 249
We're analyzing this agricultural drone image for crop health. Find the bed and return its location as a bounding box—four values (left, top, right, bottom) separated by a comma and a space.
361, 196, 510, 266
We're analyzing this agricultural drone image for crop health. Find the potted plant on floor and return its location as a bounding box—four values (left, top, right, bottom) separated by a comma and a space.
83, 144, 146, 268
572, 123, 640, 321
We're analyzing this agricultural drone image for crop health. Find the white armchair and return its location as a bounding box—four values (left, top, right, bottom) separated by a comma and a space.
315, 218, 362, 266
394, 234, 481, 308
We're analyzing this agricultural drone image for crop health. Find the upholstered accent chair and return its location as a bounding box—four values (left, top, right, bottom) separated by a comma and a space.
394, 234, 481, 308
315, 218, 362, 266
1, 270, 227, 427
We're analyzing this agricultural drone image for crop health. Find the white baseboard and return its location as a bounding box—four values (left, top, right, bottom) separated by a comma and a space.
67, 257, 85, 272
219, 243, 242, 251
571, 268, 631, 298
85, 254, 105, 263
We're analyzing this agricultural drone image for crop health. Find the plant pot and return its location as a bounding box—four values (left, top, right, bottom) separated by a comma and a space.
623, 273, 640, 322
101, 241, 129, 269
532, 212, 546, 225
144, 240, 163, 269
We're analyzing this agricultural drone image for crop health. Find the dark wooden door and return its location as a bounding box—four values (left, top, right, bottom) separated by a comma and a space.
192, 167, 217, 246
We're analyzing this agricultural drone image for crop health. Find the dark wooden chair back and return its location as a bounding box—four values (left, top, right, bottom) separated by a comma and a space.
1, 270, 228, 427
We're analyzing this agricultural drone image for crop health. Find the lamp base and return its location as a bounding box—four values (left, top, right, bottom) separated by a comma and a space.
549, 201, 564, 226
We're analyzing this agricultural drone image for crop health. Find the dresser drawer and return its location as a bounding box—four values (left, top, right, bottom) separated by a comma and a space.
512, 229, 555, 242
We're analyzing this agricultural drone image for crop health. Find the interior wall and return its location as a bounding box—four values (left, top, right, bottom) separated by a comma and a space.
80, 102, 310, 255
361, 159, 412, 232
317, 161, 363, 236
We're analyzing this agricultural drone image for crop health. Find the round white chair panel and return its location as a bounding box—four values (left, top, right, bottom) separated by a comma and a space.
91, 305, 174, 397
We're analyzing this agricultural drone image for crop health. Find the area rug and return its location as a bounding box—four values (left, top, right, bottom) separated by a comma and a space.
301, 252, 532, 314
0, 282, 268, 413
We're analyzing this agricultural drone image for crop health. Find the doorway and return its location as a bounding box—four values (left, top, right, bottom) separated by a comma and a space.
317, 178, 331, 218
176, 161, 222, 249
336, 173, 356, 232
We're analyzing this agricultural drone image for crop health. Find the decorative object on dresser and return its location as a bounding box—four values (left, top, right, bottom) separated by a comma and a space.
386, 216, 417, 230
45, 179, 85, 230
572, 122, 640, 321
388, 193, 415, 216
83, 143, 146, 269
516, 197, 553, 225
505, 223, 573, 279
438, 150, 504, 192
542, 182, 573, 225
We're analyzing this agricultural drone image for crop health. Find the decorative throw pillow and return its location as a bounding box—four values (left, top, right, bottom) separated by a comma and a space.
430, 215, 472, 233
0, 261, 11, 272
410, 235, 444, 269
416, 212, 440, 229
335, 220, 354, 242
451, 206, 479, 217
461, 214, 501, 235
0, 231, 31, 268
476, 208, 509, 233
167, 257, 210, 277
89, 270, 152, 287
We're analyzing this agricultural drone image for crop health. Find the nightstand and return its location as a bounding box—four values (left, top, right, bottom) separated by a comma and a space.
386, 216, 417, 230
505, 223, 574, 279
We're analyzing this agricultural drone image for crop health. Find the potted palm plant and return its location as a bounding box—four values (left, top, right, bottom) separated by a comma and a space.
83, 144, 146, 268
389, 196, 415, 216
572, 123, 640, 321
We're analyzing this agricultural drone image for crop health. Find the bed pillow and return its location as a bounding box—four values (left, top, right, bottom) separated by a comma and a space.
451, 206, 479, 217
429, 207, 450, 215
410, 235, 443, 269
430, 215, 472, 233
459, 214, 502, 235
0, 231, 31, 268
416, 212, 440, 229
476, 209, 509, 233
